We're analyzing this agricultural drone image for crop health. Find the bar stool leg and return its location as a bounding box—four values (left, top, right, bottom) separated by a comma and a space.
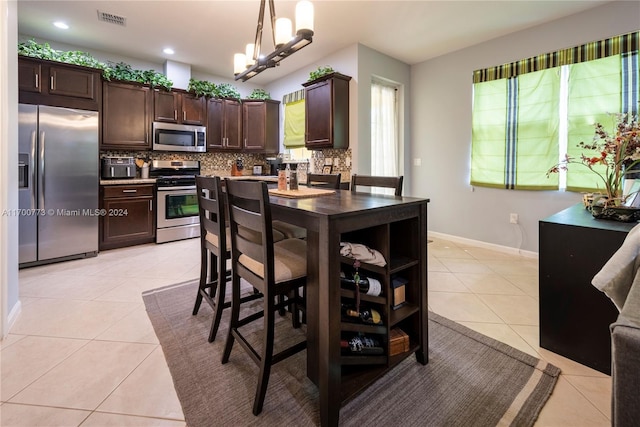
253, 292, 276, 415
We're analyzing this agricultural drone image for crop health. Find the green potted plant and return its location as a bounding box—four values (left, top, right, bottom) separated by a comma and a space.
188, 78, 217, 98
247, 88, 271, 100
215, 83, 241, 100
308, 66, 335, 82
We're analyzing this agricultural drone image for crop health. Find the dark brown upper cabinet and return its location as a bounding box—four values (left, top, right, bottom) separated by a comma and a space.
18, 56, 101, 111
153, 89, 206, 125
207, 98, 242, 151
303, 72, 351, 150
101, 81, 152, 151
242, 99, 280, 154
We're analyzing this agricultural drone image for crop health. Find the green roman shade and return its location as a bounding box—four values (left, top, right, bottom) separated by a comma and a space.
283, 90, 305, 148
566, 55, 622, 193
471, 31, 639, 193
470, 79, 508, 188
471, 69, 559, 190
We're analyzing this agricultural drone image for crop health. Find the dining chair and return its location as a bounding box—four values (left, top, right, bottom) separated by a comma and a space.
351, 174, 404, 196
272, 173, 342, 240
307, 172, 342, 189
222, 179, 308, 416
192, 176, 270, 342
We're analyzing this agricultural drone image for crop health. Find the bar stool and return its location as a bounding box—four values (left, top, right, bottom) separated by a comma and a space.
351, 174, 404, 196
192, 176, 273, 342
222, 179, 307, 416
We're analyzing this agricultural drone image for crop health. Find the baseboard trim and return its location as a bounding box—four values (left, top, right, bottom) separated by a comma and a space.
6, 299, 22, 333
428, 231, 538, 259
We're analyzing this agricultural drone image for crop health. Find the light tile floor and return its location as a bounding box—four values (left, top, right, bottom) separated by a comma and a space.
0, 236, 611, 426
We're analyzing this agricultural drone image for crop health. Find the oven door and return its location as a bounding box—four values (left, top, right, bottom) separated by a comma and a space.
157, 186, 199, 229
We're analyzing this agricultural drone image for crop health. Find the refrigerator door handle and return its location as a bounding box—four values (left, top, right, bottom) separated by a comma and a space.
30, 130, 37, 209
39, 130, 45, 211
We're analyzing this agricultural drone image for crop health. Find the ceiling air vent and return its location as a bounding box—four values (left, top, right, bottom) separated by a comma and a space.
97, 10, 127, 27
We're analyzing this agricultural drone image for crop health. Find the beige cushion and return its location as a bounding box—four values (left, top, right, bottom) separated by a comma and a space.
238, 238, 307, 283
272, 220, 307, 239
205, 227, 285, 252
205, 229, 231, 251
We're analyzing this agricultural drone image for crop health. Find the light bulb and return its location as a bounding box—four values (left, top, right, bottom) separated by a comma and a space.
234, 53, 247, 74
246, 43, 255, 66
295, 0, 314, 34
275, 17, 292, 47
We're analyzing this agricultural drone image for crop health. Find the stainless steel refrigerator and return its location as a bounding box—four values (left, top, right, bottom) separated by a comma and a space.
18, 104, 99, 266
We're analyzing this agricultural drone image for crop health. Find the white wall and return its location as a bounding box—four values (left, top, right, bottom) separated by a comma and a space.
355, 44, 411, 190
1, 1, 20, 338
411, 1, 640, 253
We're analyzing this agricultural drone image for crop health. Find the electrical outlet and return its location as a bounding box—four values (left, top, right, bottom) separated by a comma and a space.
413, 158, 422, 166
510, 213, 519, 224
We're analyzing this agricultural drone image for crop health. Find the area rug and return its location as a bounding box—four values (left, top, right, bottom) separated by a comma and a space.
143, 280, 560, 427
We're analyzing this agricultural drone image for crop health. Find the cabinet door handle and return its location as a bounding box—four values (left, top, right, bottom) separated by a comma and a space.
35, 74, 39, 88
50, 76, 54, 90
149, 200, 153, 211
183, 111, 186, 121
174, 110, 177, 121
122, 189, 137, 193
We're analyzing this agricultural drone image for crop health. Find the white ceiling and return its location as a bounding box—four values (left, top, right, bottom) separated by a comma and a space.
17, 0, 611, 86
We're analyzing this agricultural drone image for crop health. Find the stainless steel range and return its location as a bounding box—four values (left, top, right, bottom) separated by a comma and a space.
150, 160, 200, 243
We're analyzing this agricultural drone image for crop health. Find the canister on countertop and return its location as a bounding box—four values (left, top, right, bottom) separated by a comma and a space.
289, 163, 298, 190
278, 164, 287, 190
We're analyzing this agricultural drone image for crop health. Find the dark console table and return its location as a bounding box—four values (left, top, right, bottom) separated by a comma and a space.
539, 204, 636, 374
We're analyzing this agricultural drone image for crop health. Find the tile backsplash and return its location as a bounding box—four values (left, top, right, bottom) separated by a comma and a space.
100, 148, 352, 179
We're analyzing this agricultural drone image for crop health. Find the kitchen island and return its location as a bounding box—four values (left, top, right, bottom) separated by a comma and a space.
268, 189, 429, 426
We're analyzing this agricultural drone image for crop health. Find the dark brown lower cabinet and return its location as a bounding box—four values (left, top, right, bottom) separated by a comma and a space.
100, 184, 155, 250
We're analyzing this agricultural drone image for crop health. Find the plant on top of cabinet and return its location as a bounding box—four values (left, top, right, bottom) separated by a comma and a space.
308, 65, 335, 82
18, 39, 105, 70
188, 78, 217, 98
103, 62, 173, 90
18, 39, 173, 90
215, 83, 241, 100
247, 88, 271, 100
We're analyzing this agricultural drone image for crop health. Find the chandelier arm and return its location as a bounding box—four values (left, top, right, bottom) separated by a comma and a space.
253, 0, 267, 61
268, 0, 277, 50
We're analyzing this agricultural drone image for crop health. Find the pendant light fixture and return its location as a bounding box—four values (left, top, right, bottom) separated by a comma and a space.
234, 0, 314, 81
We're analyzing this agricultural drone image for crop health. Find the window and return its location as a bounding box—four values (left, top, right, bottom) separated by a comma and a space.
283, 89, 310, 161
471, 31, 639, 193
371, 80, 399, 177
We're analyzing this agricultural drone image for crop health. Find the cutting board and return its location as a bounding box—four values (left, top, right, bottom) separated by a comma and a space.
269, 188, 336, 198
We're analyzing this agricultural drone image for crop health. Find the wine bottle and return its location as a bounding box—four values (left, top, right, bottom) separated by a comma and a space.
341, 304, 383, 325
340, 271, 382, 296
340, 333, 384, 355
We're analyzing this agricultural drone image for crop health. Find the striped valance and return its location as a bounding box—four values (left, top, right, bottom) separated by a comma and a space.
473, 31, 639, 83
283, 89, 305, 104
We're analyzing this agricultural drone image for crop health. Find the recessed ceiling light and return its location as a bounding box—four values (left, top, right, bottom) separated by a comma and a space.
163, 48, 175, 55
53, 21, 69, 30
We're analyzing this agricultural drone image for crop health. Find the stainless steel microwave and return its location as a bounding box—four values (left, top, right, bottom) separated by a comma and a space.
152, 122, 206, 153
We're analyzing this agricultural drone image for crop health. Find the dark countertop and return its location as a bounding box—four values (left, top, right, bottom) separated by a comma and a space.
541, 203, 638, 233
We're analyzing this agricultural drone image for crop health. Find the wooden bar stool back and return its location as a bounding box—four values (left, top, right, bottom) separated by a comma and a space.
351, 174, 404, 196
221, 179, 307, 416
192, 176, 261, 342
